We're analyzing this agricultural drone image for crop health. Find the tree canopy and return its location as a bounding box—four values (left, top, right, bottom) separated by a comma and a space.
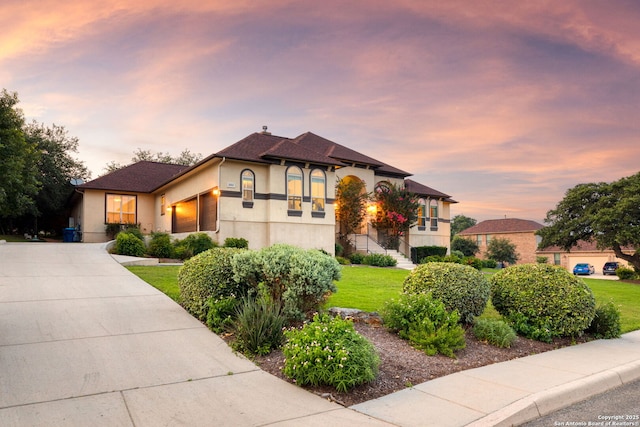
103, 148, 203, 174
537, 172, 640, 271
450, 214, 477, 240
0, 90, 41, 224
486, 237, 519, 265
370, 181, 419, 250
451, 235, 479, 257
335, 177, 369, 252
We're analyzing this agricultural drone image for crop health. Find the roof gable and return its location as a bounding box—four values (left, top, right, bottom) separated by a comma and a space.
79, 161, 188, 193
459, 218, 544, 235
405, 179, 456, 202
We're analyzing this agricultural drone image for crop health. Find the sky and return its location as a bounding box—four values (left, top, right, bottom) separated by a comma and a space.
2, 0, 639, 223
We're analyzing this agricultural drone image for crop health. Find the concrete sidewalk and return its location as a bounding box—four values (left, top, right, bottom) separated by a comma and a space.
1, 242, 639, 426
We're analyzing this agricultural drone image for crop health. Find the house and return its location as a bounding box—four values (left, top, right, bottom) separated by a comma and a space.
537, 240, 632, 272
457, 218, 544, 264
70, 129, 456, 255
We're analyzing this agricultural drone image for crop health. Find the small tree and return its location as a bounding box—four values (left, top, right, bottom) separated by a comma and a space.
450, 214, 477, 240
370, 181, 419, 250
451, 236, 479, 257
486, 237, 519, 265
335, 178, 369, 253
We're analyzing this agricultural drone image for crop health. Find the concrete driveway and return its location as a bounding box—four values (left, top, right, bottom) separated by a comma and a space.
0, 242, 385, 426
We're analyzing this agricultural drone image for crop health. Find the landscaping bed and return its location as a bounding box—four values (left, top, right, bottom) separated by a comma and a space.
253, 316, 586, 407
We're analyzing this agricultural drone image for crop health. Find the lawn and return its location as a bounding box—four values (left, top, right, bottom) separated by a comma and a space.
127, 264, 640, 333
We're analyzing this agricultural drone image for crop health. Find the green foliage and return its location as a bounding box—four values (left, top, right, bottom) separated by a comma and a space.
147, 232, 174, 258
335, 256, 351, 265
462, 256, 483, 270
232, 244, 340, 321
616, 267, 637, 280
335, 243, 344, 257
536, 256, 549, 264
411, 246, 448, 264
103, 147, 202, 174
451, 236, 479, 257
223, 237, 249, 249
381, 293, 466, 357
174, 232, 216, 260
231, 294, 286, 356
178, 248, 247, 321
282, 314, 379, 392
362, 253, 397, 267
587, 301, 622, 339
490, 264, 596, 342
483, 259, 498, 268
349, 252, 365, 264
114, 232, 146, 257
205, 296, 239, 333
403, 262, 491, 323
335, 178, 369, 245
538, 172, 640, 271
123, 225, 144, 241
0, 90, 41, 225
472, 318, 517, 348
450, 214, 477, 240
486, 237, 519, 264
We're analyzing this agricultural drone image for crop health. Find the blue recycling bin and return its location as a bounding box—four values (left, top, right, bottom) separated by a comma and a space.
63, 228, 75, 242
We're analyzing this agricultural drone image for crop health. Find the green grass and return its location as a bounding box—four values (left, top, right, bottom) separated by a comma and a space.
126, 264, 640, 333
127, 265, 182, 302
583, 278, 640, 333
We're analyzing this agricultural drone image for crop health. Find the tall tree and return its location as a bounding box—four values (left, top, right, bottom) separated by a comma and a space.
450, 214, 477, 240
24, 121, 91, 231
538, 172, 640, 271
0, 89, 40, 231
335, 177, 369, 253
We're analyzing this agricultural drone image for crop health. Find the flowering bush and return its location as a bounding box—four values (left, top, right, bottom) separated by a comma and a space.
282, 314, 379, 392
370, 181, 419, 250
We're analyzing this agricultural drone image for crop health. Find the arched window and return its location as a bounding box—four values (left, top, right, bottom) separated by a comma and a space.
417, 198, 426, 228
287, 166, 303, 211
241, 169, 254, 207
310, 169, 326, 213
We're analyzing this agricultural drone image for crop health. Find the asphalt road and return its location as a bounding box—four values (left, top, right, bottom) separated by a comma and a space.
522, 378, 640, 427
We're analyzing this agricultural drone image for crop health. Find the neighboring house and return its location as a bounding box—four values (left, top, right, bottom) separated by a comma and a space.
457, 218, 544, 264
70, 129, 456, 255
537, 240, 632, 272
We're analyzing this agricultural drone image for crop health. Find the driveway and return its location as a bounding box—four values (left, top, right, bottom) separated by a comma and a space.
0, 242, 385, 426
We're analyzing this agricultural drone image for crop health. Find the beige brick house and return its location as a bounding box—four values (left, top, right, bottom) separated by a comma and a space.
70, 130, 456, 255
458, 218, 544, 264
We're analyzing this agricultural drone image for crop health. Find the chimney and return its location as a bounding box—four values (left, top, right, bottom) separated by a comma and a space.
261, 125, 271, 135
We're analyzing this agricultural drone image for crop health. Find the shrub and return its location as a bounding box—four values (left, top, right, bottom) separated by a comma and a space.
442, 254, 462, 264
363, 253, 397, 267
349, 253, 365, 265
123, 225, 144, 241
224, 237, 249, 249
205, 296, 240, 333
232, 244, 341, 321
490, 264, 596, 342
402, 262, 491, 324
420, 255, 444, 264
411, 246, 447, 264
483, 259, 498, 269
381, 293, 465, 357
147, 232, 174, 258
282, 314, 379, 392
231, 295, 286, 356
114, 232, 146, 257
616, 266, 637, 280
463, 256, 483, 270
536, 256, 549, 264
174, 232, 216, 260
335, 256, 351, 265
587, 302, 622, 339
473, 318, 517, 348
335, 243, 344, 257
178, 248, 247, 321
451, 250, 465, 259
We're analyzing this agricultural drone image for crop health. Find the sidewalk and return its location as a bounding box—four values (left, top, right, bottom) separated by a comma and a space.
1, 242, 639, 426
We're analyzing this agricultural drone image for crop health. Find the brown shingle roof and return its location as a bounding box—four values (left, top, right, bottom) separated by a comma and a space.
79, 161, 188, 193
404, 179, 457, 203
459, 218, 544, 235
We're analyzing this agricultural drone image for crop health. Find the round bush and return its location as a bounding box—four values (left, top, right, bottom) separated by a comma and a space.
178, 248, 247, 321
490, 264, 596, 342
283, 314, 379, 392
402, 262, 491, 323
114, 232, 145, 257
147, 232, 174, 258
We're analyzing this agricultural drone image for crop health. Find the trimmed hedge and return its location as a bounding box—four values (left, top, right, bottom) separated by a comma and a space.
411, 245, 448, 264
178, 248, 247, 321
490, 264, 596, 342
402, 262, 491, 324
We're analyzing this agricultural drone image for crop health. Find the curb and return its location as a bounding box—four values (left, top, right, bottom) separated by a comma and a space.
467, 359, 640, 427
